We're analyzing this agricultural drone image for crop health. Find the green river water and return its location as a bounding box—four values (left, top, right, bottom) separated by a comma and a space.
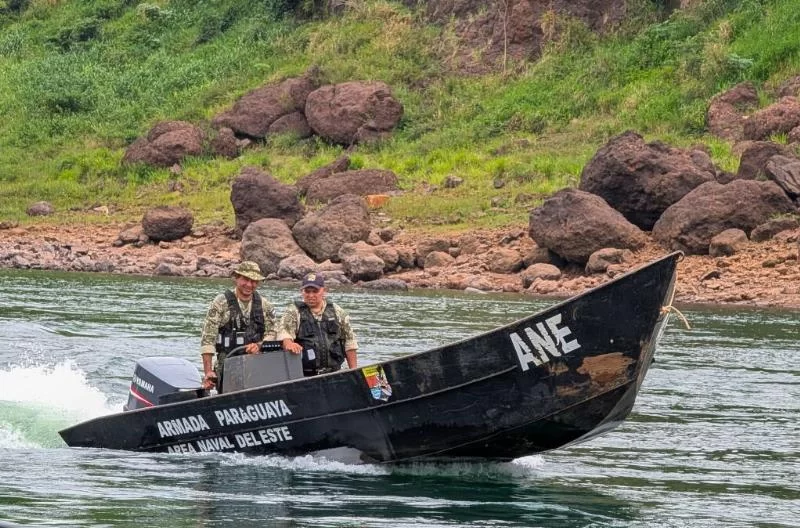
0, 269, 797, 527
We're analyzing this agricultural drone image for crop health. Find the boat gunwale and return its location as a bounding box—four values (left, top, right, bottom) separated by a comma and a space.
59, 252, 682, 457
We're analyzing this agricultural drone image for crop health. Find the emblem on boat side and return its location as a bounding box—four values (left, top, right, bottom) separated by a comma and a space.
362, 365, 393, 402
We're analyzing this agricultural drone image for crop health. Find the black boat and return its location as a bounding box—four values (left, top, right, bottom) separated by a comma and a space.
59, 252, 681, 462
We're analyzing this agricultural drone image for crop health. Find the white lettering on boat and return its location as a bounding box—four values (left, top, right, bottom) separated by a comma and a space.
166, 427, 290, 454
132, 374, 154, 394
166, 435, 237, 453
234, 426, 293, 448
509, 313, 581, 371
157, 415, 211, 438
196, 435, 235, 452
214, 400, 292, 427
167, 442, 196, 453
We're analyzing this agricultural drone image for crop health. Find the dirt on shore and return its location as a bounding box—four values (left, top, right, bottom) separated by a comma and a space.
1, 222, 799, 310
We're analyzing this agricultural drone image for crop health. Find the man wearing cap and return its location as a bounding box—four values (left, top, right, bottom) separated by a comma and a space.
199, 261, 277, 391
277, 272, 358, 376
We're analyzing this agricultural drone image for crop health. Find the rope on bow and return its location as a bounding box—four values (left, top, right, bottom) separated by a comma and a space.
660, 274, 691, 330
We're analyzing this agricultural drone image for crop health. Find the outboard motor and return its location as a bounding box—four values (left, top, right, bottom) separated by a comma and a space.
124, 357, 205, 411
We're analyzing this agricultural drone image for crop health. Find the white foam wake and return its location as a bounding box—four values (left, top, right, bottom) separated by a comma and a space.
0, 361, 112, 414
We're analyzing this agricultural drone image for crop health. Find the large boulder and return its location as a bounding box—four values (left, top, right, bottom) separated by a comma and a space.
486, 248, 523, 274
295, 155, 351, 197
338, 241, 385, 282
652, 180, 796, 254
305, 81, 403, 145
736, 141, 795, 180
790, 125, 800, 144
276, 253, 318, 280
528, 188, 647, 264
141, 206, 193, 242
230, 166, 305, 235
240, 218, 306, 276
750, 217, 800, 242
212, 75, 318, 139
743, 96, 800, 141
765, 155, 800, 200
585, 248, 632, 274
26, 201, 54, 217
305, 169, 400, 204
415, 238, 451, 266
578, 131, 716, 230
292, 194, 372, 262
210, 127, 240, 159
267, 111, 312, 138
708, 228, 748, 257
778, 74, 800, 98
706, 82, 760, 141
123, 121, 205, 168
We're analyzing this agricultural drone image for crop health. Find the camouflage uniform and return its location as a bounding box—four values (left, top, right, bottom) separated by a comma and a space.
200, 292, 277, 376
276, 301, 358, 353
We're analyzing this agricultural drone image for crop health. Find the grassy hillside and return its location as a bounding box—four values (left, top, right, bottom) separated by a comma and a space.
1, 0, 799, 232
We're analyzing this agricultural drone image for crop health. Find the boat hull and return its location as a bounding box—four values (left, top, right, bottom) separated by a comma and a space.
59, 252, 679, 462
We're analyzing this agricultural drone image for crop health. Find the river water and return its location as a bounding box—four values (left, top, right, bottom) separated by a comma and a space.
0, 269, 797, 527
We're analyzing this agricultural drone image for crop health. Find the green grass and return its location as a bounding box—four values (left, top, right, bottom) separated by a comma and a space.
0, 0, 799, 230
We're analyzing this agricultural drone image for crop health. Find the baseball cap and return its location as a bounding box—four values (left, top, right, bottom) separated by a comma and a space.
233, 261, 265, 281
301, 272, 325, 289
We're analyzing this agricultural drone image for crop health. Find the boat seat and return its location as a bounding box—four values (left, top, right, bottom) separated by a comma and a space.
223, 346, 303, 393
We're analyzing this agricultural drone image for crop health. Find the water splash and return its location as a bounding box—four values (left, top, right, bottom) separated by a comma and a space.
221, 451, 392, 475
0, 422, 38, 449
0, 361, 119, 448
216, 449, 545, 478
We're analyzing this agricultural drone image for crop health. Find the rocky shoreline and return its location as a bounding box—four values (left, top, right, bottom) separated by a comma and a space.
1, 222, 798, 310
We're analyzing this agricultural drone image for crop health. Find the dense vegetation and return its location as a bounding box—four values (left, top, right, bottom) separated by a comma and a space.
1, 0, 798, 231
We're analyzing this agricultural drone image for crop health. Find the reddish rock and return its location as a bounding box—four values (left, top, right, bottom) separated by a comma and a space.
707, 82, 760, 141
26, 201, 54, 217
295, 155, 351, 197
212, 75, 318, 138
305, 169, 399, 204
765, 155, 800, 199
141, 206, 193, 242
268, 111, 312, 138
423, 250, 455, 269
529, 188, 647, 263
579, 131, 715, 230
751, 217, 800, 242
743, 96, 800, 141
240, 218, 306, 275
737, 141, 795, 180
709, 229, 748, 257
123, 121, 205, 168
652, 180, 795, 254
210, 127, 239, 159
521, 263, 561, 288
292, 194, 371, 262
230, 166, 305, 235
585, 248, 632, 274
305, 81, 403, 145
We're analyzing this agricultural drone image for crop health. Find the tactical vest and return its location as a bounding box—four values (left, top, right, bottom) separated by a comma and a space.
295, 301, 345, 374
215, 290, 265, 355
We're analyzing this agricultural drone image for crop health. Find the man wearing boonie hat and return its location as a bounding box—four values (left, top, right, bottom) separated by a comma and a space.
276, 272, 358, 376
199, 261, 276, 391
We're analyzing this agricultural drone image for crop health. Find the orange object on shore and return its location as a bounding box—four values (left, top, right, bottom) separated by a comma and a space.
366, 194, 390, 208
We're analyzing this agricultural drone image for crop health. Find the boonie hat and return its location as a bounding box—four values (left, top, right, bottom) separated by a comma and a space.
233, 261, 265, 281
301, 272, 325, 289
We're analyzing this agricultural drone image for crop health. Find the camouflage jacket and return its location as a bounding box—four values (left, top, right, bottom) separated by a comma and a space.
276, 300, 358, 352
200, 291, 276, 356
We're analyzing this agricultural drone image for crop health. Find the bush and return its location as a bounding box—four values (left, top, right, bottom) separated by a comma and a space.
47, 17, 103, 51
0, 0, 30, 14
